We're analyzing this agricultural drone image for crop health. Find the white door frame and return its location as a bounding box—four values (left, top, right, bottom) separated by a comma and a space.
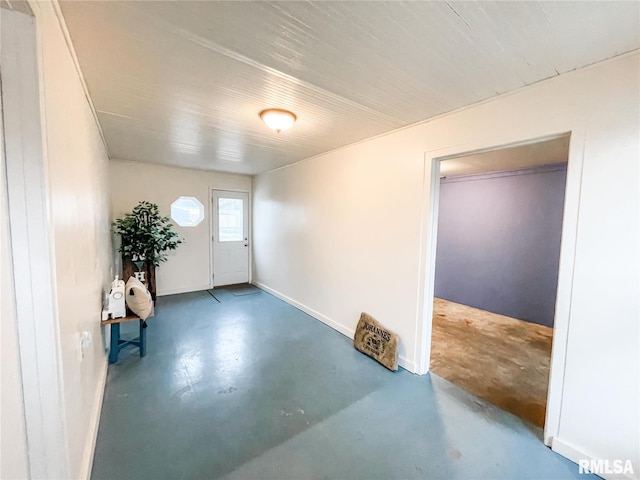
209, 187, 252, 287
1, 6, 70, 478
415, 128, 586, 448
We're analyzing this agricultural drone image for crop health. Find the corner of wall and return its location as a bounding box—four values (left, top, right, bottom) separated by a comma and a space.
46, 0, 109, 153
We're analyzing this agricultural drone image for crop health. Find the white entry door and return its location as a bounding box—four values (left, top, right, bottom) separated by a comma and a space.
212, 190, 249, 286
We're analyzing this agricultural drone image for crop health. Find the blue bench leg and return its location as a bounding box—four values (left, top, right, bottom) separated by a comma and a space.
109, 323, 120, 364
139, 320, 147, 357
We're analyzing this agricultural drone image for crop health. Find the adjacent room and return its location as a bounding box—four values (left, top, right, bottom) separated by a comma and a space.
2, 1, 638, 480
430, 135, 570, 429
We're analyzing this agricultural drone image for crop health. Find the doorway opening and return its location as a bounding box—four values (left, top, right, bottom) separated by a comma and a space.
428, 134, 570, 430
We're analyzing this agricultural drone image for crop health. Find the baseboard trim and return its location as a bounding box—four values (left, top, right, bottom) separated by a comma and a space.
399, 356, 417, 373
552, 437, 638, 480
254, 281, 352, 336
254, 281, 417, 373
80, 356, 108, 480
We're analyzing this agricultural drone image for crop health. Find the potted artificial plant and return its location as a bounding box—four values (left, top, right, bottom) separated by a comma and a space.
112, 200, 182, 300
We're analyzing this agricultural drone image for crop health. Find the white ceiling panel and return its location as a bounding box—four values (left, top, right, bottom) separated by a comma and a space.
59, 1, 640, 175
441, 135, 571, 178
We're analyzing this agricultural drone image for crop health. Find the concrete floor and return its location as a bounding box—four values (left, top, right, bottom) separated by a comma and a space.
430, 298, 553, 428
91, 287, 587, 480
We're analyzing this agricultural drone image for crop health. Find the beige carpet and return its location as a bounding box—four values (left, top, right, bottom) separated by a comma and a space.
430, 298, 553, 428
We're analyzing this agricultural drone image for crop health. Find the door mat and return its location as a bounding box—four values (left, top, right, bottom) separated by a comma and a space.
225, 284, 261, 296
354, 312, 399, 371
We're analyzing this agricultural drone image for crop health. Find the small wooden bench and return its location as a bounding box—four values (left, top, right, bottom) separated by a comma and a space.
101, 315, 148, 364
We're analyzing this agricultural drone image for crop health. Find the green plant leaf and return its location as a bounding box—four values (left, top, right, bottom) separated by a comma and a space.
112, 201, 183, 266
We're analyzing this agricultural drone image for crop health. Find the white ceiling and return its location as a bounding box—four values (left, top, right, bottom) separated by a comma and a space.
440, 134, 570, 177
1, 0, 31, 15
59, 1, 640, 175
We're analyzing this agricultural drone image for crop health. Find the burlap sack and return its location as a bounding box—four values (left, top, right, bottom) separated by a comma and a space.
353, 312, 399, 371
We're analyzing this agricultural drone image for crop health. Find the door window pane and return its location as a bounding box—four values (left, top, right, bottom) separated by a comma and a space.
218, 198, 243, 242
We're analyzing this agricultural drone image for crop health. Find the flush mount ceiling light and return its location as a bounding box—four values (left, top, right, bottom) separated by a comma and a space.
259, 108, 296, 133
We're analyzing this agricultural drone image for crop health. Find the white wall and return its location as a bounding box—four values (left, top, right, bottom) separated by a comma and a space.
0, 63, 30, 480
253, 52, 639, 477
28, 1, 113, 477
110, 160, 251, 295
0, 209, 29, 480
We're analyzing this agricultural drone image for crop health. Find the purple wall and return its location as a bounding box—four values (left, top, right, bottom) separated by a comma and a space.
434, 164, 567, 327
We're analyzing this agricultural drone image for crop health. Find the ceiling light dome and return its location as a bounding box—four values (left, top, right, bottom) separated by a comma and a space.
259, 108, 296, 133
